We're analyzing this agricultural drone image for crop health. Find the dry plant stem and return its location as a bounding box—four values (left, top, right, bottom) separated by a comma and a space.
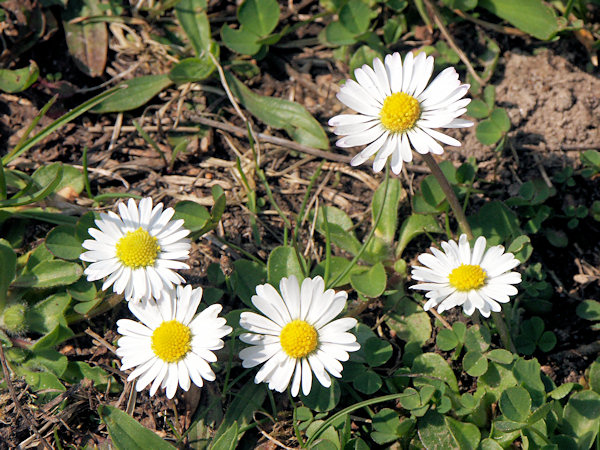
423, 0, 484, 86
0, 344, 53, 450
420, 153, 473, 240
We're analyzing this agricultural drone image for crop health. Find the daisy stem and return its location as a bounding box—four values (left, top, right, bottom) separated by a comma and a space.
492, 312, 517, 353
326, 164, 390, 289
422, 154, 516, 351
421, 153, 473, 240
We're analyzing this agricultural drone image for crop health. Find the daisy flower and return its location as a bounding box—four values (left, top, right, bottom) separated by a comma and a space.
80, 197, 191, 302
239, 276, 360, 397
116, 285, 232, 399
411, 234, 522, 317
329, 51, 473, 174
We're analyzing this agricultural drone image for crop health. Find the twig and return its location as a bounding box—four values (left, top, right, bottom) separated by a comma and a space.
193, 116, 352, 164
423, 0, 484, 86
85, 328, 118, 355
0, 344, 53, 450
426, 307, 452, 330
453, 9, 526, 36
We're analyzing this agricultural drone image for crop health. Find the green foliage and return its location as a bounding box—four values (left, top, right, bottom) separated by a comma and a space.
478, 0, 559, 40
99, 405, 176, 449
0, 61, 39, 93
224, 72, 329, 149
221, 0, 280, 56
91, 75, 174, 113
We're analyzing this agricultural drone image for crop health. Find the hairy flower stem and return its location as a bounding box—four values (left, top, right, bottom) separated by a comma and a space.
492, 312, 517, 353
421, 153, 516, 352
421, 153, 473, 240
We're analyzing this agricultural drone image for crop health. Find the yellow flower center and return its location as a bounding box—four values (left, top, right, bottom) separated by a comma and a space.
379, 92, 421, 133
448, 264, 487, 291
279, 320, 318, 359
151, 320, 192, 363
115, 227, 160, 269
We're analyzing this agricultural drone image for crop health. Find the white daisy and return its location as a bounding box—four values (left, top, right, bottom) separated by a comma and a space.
80, 197, 191, 302
411, 234, 522, 317
239, 276, 360, 397
329, 51, 473, 174
116, 285, 232, 399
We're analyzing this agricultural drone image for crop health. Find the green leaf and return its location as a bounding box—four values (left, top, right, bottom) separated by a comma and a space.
311, 256, 362, 288
538, 330, 556, 352
24, 348, 68, 377
468, 201, 520, 245
238, 0, 279, 36
353, 369, 382, 394
64, 361, 120, 392
267, 246, 304, 287
99, 404, 176, 449
314, 206, 361, 256
174, 0, 212, 57
0, 239, 16, 304
63, 0, 108, 77
512, 357, 545, 407
483, 85, 496, 107
463, 351, 488, 377
418, 410, 459, 449
31, 323, 74, 350
436, 328, 459, 351
476, 119, 503, 145
549, 383, 581, 400
561, 390, 600, 448
305, 420, 341, 449
212, 382, 267, 444
479, 362, 517, 401
221, 25, 261, 56
324, 21, 357, 46
479, 0, 558, 40
173, 200, 210, 232
364, 337, 393, 367
486, 349, 514, 364
395, 214, 442, 257
91, 75, 173, 113
412, 352, 459, 392
500, 386, 531, 422
224, 71, 328, 149
589, 359, 600, 394
21, 369, 66, 403
385, 295, 432, 347
527, 402, 553, 425
210, 421, 238, 450
507, 235, 533, 263
464, 324, 491, 353
350, 262, 386, 298
490, 108, 511, 132
466, 99, 490, 119
479, 438, 503, 450
0, 61, 39, 93
26, 292, 71, 335
0, 164, 64, 208
577, 300, 600, 321
45, 225, 82, 260
169, 57, 215, 84
14, 260, 82, 288
445, 416, 481, 450
372, 178, 402, 243
301, 379, 341, 412
339, 0, 371, 34
229, 259, 267, 307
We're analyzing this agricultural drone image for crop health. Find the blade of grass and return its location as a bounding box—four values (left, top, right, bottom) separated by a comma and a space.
133, 120, 167, 166
3, 86, 122, 164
